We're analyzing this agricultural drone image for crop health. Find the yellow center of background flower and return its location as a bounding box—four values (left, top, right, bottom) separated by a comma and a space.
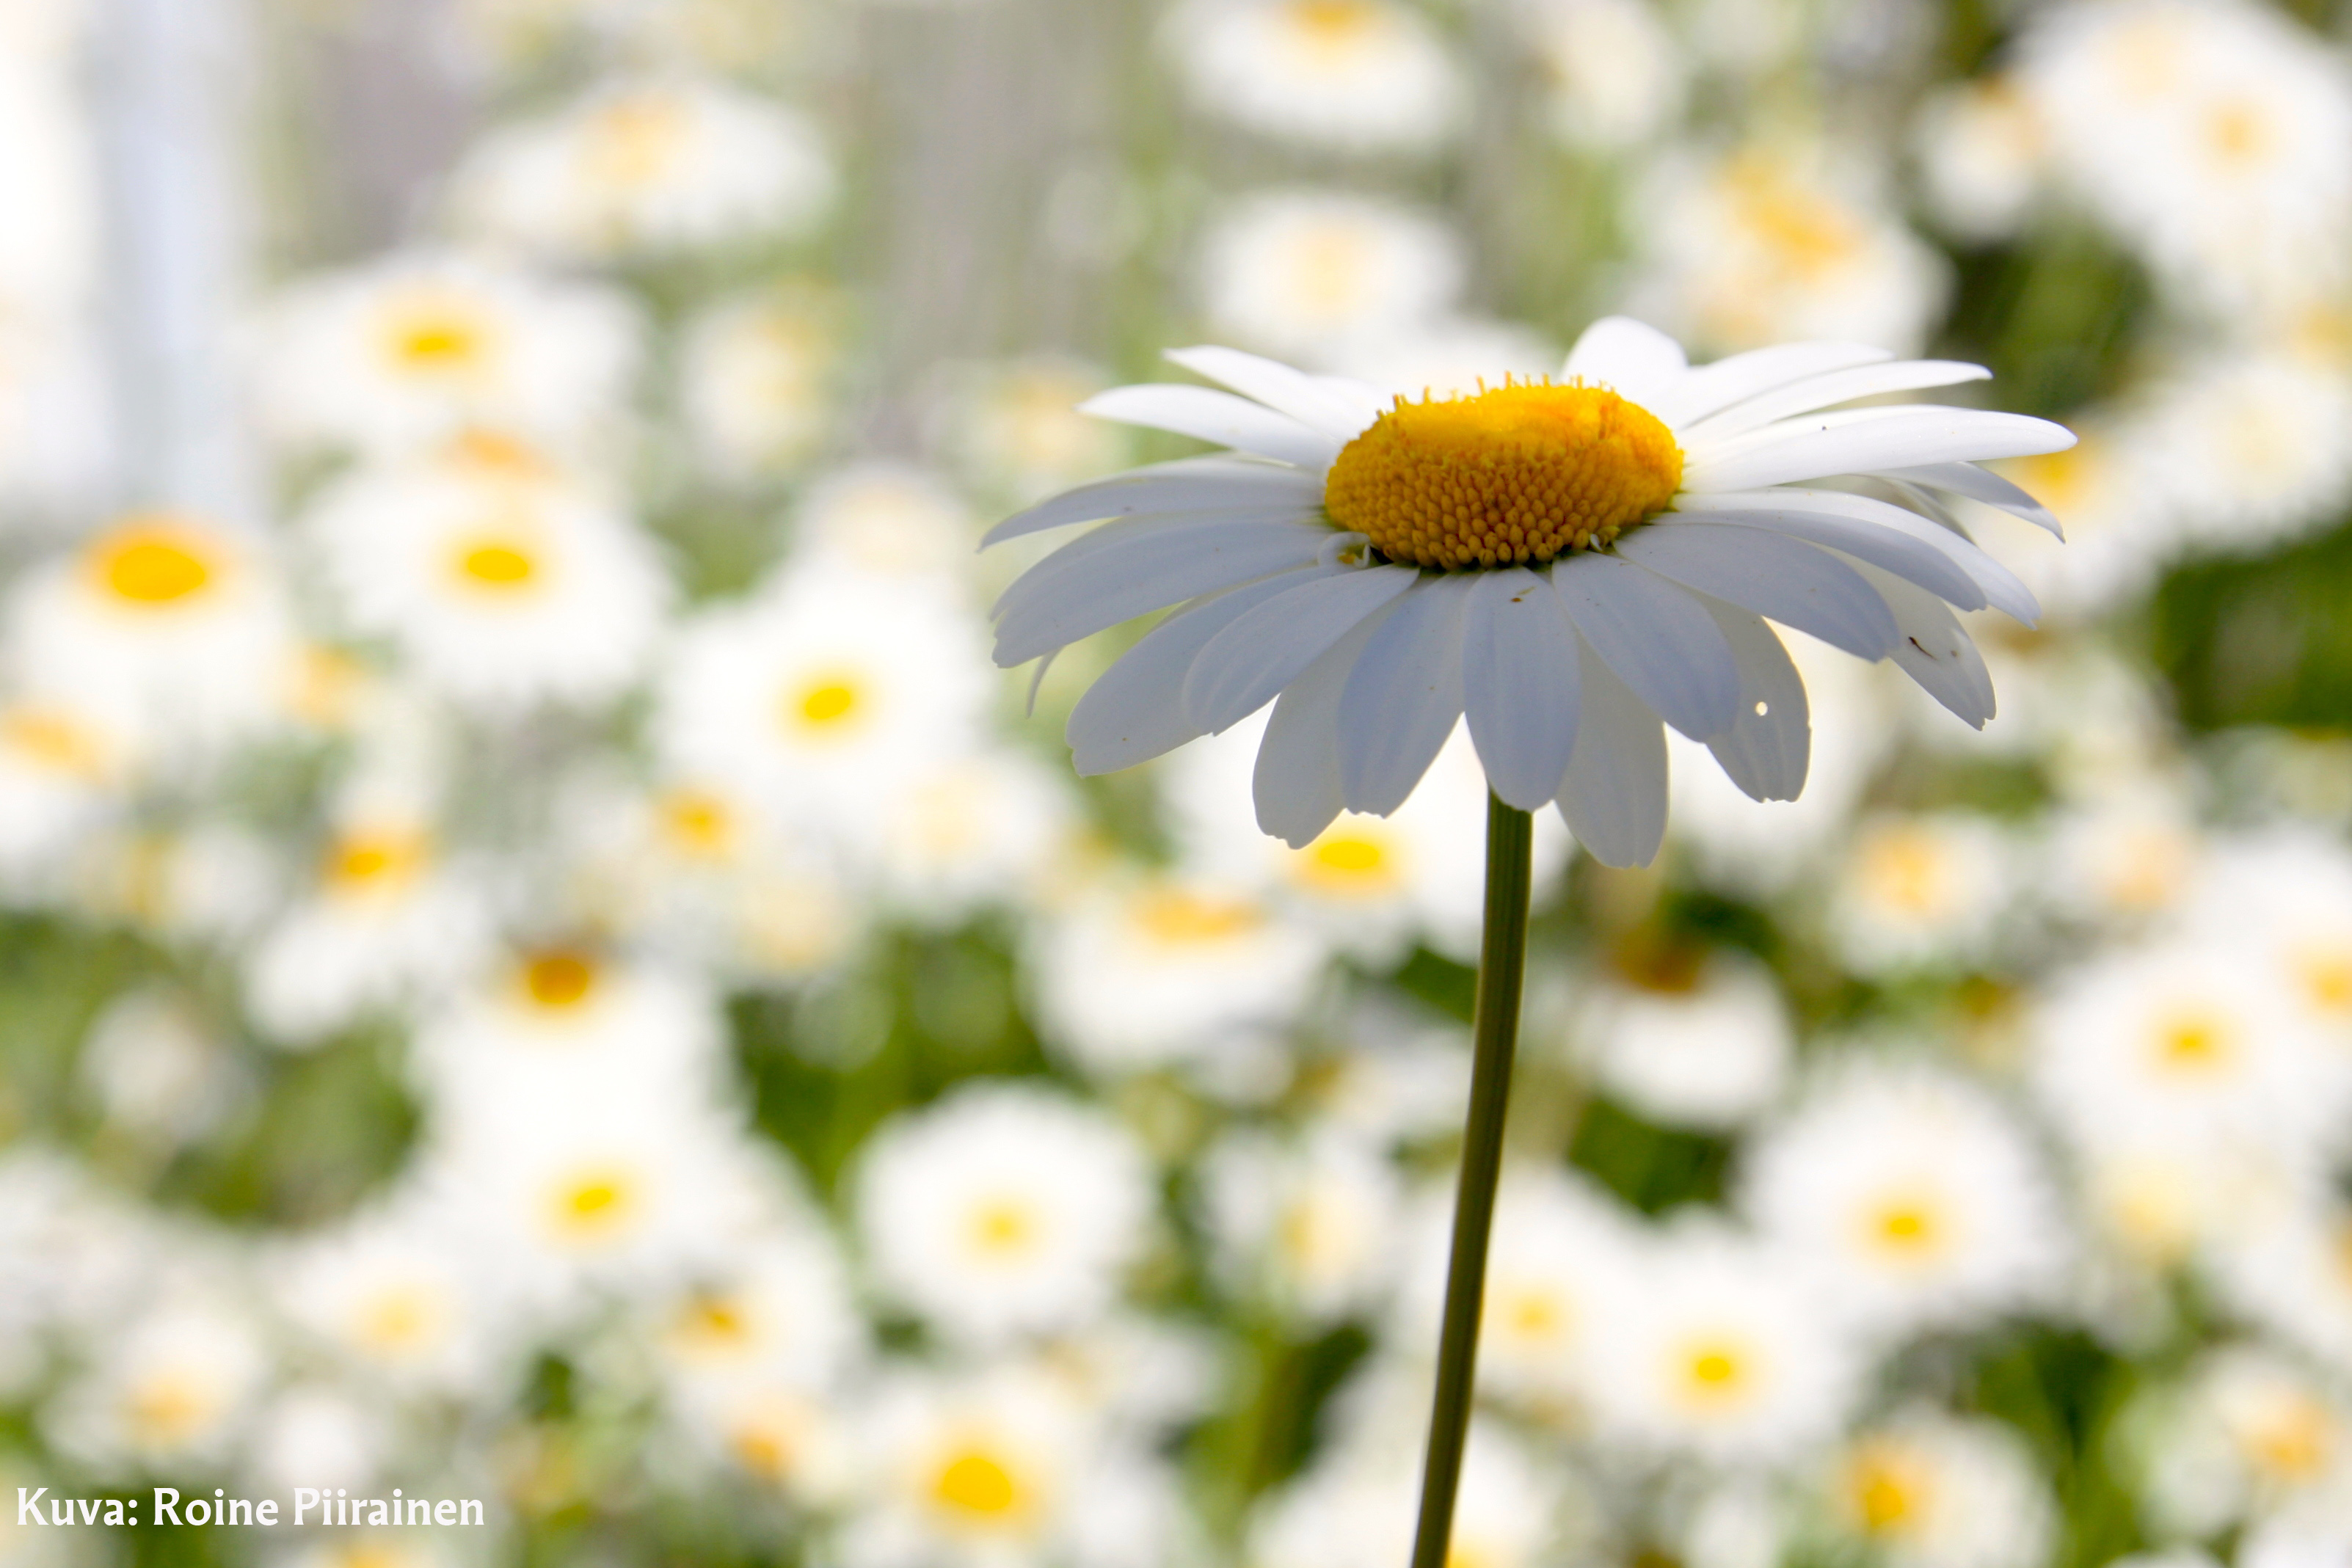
932, 1448, 1023, 1518
523, 951, 598, 1009
460, 541, 538, 587
92, 522, 216, 606
1324, 382, 1682, 570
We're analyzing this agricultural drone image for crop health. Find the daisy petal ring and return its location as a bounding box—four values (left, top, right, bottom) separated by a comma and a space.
984, 316, 2073, 868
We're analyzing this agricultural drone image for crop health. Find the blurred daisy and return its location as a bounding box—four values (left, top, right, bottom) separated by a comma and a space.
1163, 0, 1464, 156
0, 693, 125, 883
1822, 1407, 2057, 1568
1576, 937, 1794, 1131
2139, 347, 2352, 558
2182, 830, 2352, 1044
870, 745, 1077, 927
2208, 1197, 2352, 1379
646, 1222, 864, 1400
680, 282, 841, 481
255, 251, 641, 456
1030, 870, 1325, 1080
451, 75, 834, 259
1912, 77, 2047, 244
793, 463, 975, 583
2039, 785, 2205, 927
305, 454, 669, 712
1625, 142, 1952, 356
78, 988, 245, 1151
275, 1199, 512, 1396
1200, 1127, 1403, 1326
655, 564, 993, 844
1248, 1416, 1568, 1568
1826, 812, 2020, 976
1515, 0, 1686, 151
8, 511, 294, 762
1977, 413, 2171, 621
936, 356, 1131, 505
986, 323, 2066, 866
2141, 1346, 2352, 1537
855, 1082, 1153, 1343
1394, 1166, 1635, 1412
1739, 1060, 2063, 1338
44, 1297, 267, 1473
1198, 190, 1465, 360
1584, 1222, 1860, 1462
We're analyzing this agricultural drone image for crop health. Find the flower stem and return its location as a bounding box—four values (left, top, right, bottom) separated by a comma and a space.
1409, 793, 1534, 1568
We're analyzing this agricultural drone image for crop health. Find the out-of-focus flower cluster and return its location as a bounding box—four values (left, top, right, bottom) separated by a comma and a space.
4, 1, 2352, 1567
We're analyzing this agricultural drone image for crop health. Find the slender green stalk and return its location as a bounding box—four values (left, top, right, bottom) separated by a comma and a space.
1409, 793, 1535, 1568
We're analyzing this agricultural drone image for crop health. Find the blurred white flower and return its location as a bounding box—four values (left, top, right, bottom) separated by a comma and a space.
1740, 1060, 2064, 1338
793, 463, 975, 582
680, 282, 840, 481
304, 450, 670, 713
2181, 830, 2352, 1046
1582, 1221, 1860, 1462
1515, 0, 1686, 150
274, 1198, 516, 1396
2039, 784, 2206, 927
1981, 415, 2174, 621
1163, 0, 1464, 156
244, 1385, 385, 1496
2140, 1345, 2352, 1538
1198, 189, 1466, 359
1247, 1415, 1567, 1568
2139, 347, 2352, 558
255, 251, 641, 457
870, 745, 1077, 927
645, 1222, 864, 1401
1624, 140, 1951, 355
0, 693, 125, 888
1201, 1127, 1402, 1326
78, 988, 245, 1149
856, 1082, 1152, 1343
935, 357, 1130, 505
1821, 1406, 2058, 1568
1578, 940, 1793, 1131
2207, 1197, 2352, 1381
1827, 813, 2020, 976
1912, 77, 2047, 244
451, 76, 834, 259
1030, 872, 1325, 1080
45, 1297, 268, 1473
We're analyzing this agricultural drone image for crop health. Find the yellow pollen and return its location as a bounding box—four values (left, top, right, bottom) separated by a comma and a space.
91, 519, 217, 605
1132, 888, 1264, 944
1845, 1447, 1923, 1534
1688, 1347, 1742, 1388
672, 1292, 753, 1352
2246, 1399, 2334, 1481
459, 541, 537, 587
522, 951, 598, 1009
2295, 947, 2352, 1018
932, 1448, 1022, 1519
967, 1198, 1038, 1257
2155, 1010, 2230, 1071
658, 787, 738, 858
386, 302, 489, 374
550, 1169, 638, 1241
1324, 380, 1682, 570
2207, 99, 2271, 163
1495, 1286, 1568, 1342
798, 682, 858, 726
1869, 1199, 1942, 1255
324, 828, 429, 894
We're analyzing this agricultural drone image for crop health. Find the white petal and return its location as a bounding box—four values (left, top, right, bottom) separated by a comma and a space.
1308, 373, 1397, 431
994, 506, 1312, 621
1562, 316, 1688, 406
1550, 552, 1742, 740
1681, 407, 2075, 492
1678, 360, 1992, 441
982, 456, 1324, 547
1336, 573, 1474, 815
1079, 384, 1343, 470
1613, 523, 1899, 660
1557, 633, 1668, 869
1854, 560, 1997, 727
1183, 564, 1419, 734
1253, 605, 1400, 847
1679, 486, 2039, 624
992, 517, 1331, 665
1882, 462, 2065, 539
1463, 568, 1582, 812
1066, 567, 1336, 774
1659, 507, 1984, 610
1693, 597, 1809, 802
1650, 341, 1891, 427
1165, 346, 1384, 440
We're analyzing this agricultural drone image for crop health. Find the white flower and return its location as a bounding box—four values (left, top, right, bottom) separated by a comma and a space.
1911, 78, 2048, 244
255, 251, 641, 456
1162, 0, 1465, 156
1623, 142, 1952, 356
1826, 812, 2021, 975
1821, 1406, 2058, 1568
937, 355, 1132, 505
1201, 1127, 1403, 1325
869, 745, 1077, 927
1581, 1221, 1860, 1462
78, 988, 245, 1148
644, 1222, 864, 1400
1576, 940, 1793, 1130
2181, 829, 2352, 1044
1029, 870, 1326, 1080
2139, 348, 2352, 558
792, 462, 975, 582
1514, 0, 1687, 150
2140, 1345, 2352, 1537
1738, 1060, 2064, 1338
0, 694, 125, 886
274, 1198, 516, 1395
1248, 1416, 1568, 1568
1198, 190, 1466, 360
679, 282, 840, 480
2207, 1197, 2352, 1380
44, 1297, 268, 1473
655, 564, 994, 847
451, 75, 834, 259
985, 323, 2067, 867
304, 451, 670, 712
854, 1082, 1153, 1343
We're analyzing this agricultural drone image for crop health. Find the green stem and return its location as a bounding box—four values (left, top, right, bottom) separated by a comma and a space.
1409, 794, 1534, 1568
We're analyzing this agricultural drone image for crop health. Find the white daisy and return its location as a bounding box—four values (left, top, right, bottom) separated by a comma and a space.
2140, 1345, 2352, 1537
643, 1222, 864, 1401
254, 250, 641, 456
1199, 1126, 1404, 1326
304, 453, 670, 712
1514, 0, 1687, 151
1162, 0, 1466, 156
853, 1082, 1153, 1344
678, 281, 842, 481
2207, 1197, 2352, 1380
1576, 938, 1793, 1130
868, 745, 1077, 928
274, 1197, 516, 1396
78, 988, 245, 1150
984, 322, 2067, 866
792, 462, 975, 583
1247, 1415, 1569, 1568
937, 355, 1132, 506
1821, 1406, 2058, 1568
1911, 77, 2048, 245
1825, 812, 2021, 976
1738, 1059, 2064, 1338
2180, 829, 2352, 1045
450, 74, 834, 259
1197, 189, 1466, 360
0, 693, 126, 886
2139, 346, 2352, 558
43, 1296, 268, 1473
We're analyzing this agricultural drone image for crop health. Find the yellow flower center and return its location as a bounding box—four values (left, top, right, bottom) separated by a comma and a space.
547, 1167, 641, 1244
932, 1447, 1024, 1520
2, 708, 106, 779
1132, 888, 1264, 945
1866, 1197, 1944, 1258
125, 1372, 214, 1445
355, 1286, 442, 1354
457, 540, 538, 588
2155, 1009, 2232, 1073
1493, 1284, 1570, 1344
1288, 0, 1377, 45
1844, 1445, 1925, 1534
522, 951, 598, 1010
1324, 381, 1682, 570
90, 519, 219, 606
324, 828, 430, 895
586, 95, 690, 189
1670, 1337, 1753, 1411
2245, 1398, 2334, 1481
659, 787, 738, 859
2293, 945, 2352, 1019
385, 300, 492, 376
671, 1291, 754, 1354
966, 1197, 1039, 1258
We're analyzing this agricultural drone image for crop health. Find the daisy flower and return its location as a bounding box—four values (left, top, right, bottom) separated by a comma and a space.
985, 320, 2068, 866
1162, 0, 1466, 156
1820, 1406, 2057, 1568
1198, 189, 1466, 360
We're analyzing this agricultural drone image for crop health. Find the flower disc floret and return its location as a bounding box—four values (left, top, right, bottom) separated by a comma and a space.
1323, 380, 1683, 569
